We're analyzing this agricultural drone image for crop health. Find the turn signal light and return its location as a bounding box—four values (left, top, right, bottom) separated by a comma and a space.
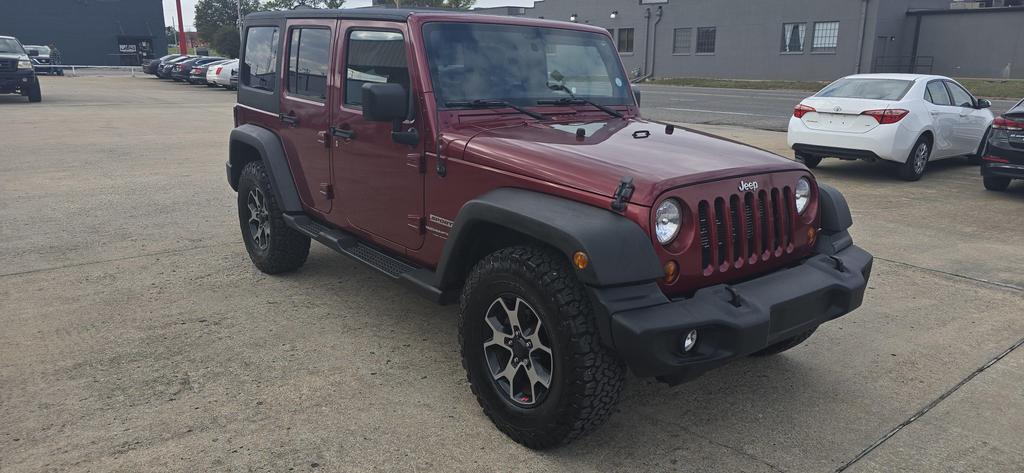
573, 251, 589, 270
663, 260, 679, 284
793, 104, 815, 118
862, 109, 909, 124
807, 227, 817, 245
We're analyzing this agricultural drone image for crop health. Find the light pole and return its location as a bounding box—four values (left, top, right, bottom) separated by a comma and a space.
237, 0, 244, 40
175, 0, 188, 54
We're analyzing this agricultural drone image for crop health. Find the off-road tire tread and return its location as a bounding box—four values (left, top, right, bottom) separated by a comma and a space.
238, 161, 310, 274
458, 245, 625, 449
750, 328, 816, 357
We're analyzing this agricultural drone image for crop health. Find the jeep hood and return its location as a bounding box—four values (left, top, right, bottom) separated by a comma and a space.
460, 118, 803, 205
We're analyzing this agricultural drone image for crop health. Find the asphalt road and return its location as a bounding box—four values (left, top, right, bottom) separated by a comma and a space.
637, 83, 1020, 131
1, 76, 1023, 472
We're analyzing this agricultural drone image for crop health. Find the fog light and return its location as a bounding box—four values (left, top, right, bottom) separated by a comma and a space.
682, 330, 698, 352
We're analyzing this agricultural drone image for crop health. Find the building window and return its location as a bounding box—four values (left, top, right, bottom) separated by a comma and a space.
287, 28, 331, 101
616, 28, 634, 53
781, 23, 806, 53
695, 27, 716, 54
242, 26, 280, 91
673, 28, 692, 54
344, 30, 408, 107
812, 21, 839, 53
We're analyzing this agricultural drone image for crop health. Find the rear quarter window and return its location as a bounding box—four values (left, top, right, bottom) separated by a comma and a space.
816, 78, 913, 101
243, 26, 280, 92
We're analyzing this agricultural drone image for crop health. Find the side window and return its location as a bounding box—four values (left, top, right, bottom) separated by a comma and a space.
945, 81, 975, 108
925, 81, 951, 106
344, 30, 408, 108
287, 28, 331, 101
242, 26, 280, 91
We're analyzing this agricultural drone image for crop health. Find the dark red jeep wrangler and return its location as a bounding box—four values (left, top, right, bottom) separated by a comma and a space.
227, 8, 872, 448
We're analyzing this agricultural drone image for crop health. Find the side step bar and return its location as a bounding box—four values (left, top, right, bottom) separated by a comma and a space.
283, 214, 447, 303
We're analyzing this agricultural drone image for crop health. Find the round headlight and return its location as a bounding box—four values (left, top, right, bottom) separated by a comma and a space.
795, 177, 811, 214
655, 199, 682, 245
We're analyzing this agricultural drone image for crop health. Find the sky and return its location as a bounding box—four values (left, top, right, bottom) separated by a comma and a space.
163, 0, 534, 30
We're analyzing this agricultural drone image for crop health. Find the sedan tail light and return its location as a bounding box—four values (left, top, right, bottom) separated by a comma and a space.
215, 67, 223, 74
862, 109, 909, 124
992, 116, 1024, 130
793, 104, 815, 118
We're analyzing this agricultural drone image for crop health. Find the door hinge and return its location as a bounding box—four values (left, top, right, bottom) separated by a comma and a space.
408, 215, 426, 234
319, 183, 333, 199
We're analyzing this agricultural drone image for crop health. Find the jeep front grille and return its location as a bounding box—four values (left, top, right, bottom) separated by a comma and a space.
697, 186, 797, 273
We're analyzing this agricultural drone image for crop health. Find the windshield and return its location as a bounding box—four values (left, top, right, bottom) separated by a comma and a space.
0, 38, 25, 54
816, 78, 913, 101
423, 22, 631, 109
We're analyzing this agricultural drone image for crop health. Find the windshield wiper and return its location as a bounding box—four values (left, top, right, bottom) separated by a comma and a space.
445, 99, 547, 120
540, 84, 623, 119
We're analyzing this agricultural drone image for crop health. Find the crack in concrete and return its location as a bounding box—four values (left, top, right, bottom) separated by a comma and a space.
834, 335, 1024, 472
874, 256, 1022, 293
0, 243, 235, 279
636, 410, 788, 472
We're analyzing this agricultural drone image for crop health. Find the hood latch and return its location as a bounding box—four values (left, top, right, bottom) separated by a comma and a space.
610, 176, 635, 213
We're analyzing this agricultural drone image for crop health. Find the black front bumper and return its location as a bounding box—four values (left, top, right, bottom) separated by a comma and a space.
595, 244, 872, 384
0, 70, 35, 93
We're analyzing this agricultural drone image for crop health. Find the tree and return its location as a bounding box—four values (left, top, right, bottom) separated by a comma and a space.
195, 0, 261, 56
261, 0, 346, 9
166, 26, 178, 47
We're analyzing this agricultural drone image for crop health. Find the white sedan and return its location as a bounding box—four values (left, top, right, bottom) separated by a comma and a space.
787, 74, 994, 181
206, 59, 238, 89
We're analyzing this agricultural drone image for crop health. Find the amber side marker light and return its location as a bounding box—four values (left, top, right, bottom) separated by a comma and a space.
663, 260, 679, 284
808, 227, 817, 245
573, 251, 589, 270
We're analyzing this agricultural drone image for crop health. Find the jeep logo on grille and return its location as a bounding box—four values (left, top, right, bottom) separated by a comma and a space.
738, 180, 759, 192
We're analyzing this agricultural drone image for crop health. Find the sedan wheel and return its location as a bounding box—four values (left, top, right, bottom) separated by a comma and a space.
898, 138, 931, 181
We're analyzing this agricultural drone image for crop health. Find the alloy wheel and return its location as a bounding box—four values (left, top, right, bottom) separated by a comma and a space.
913, 142, 929, 175
482, 295, 554, 407
247, 188, 271, 250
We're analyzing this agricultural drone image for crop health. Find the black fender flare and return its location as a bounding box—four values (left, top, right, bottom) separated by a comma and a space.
227, 124, 303, 213
434, 188, 664, 290
815, 182, 854, 255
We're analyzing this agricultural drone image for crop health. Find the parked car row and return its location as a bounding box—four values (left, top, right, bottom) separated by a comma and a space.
787, 73, 1022, 191
142, 53, 238, 90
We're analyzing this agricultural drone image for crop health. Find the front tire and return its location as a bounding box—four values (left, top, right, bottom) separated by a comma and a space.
459, 246, 626, 449
898, 136, 931, 181
237, 161, 310, 274
26, 79, 41, 103
983, 175, 1011, 191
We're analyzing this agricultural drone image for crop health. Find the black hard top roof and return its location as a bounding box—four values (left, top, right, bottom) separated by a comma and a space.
244, 7, 473, 22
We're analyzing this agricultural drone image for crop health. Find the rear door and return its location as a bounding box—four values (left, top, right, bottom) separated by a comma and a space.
923, 80, 958, 157
331, 23, 425, 250
277, 20, 337, 214
944, 80, 989, 156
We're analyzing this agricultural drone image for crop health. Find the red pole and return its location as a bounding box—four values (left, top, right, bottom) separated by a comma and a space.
175, 0, 188, 55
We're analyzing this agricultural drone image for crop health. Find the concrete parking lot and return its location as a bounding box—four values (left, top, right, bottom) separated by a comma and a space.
1, 76, 1022, 472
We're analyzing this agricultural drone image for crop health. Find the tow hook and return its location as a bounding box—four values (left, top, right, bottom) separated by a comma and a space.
828, 255, 846, 272
724, 286, 742, 308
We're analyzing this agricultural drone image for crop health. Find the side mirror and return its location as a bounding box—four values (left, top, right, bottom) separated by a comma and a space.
633, 88, 641, 106
27, 50, 39, 57
977, 98, 991, 109
362, 83, 408, 122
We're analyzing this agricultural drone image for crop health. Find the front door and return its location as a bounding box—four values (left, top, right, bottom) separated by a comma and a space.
944, 80, 989, 156
278, 21, 336, 214
331, 24, 424, 250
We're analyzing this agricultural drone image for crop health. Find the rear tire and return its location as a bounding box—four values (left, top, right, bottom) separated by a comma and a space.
459, 245, 626, 449
237, 161, 310, 274
898, 136, 931, 181
795, 153, 821, 169
750, 328, 816, 357
983, 175, 1011, 191
26, 79, 41, 103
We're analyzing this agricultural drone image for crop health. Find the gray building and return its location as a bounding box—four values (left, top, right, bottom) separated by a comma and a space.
0, 0, 167, 66
475, 0, 1024, 80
